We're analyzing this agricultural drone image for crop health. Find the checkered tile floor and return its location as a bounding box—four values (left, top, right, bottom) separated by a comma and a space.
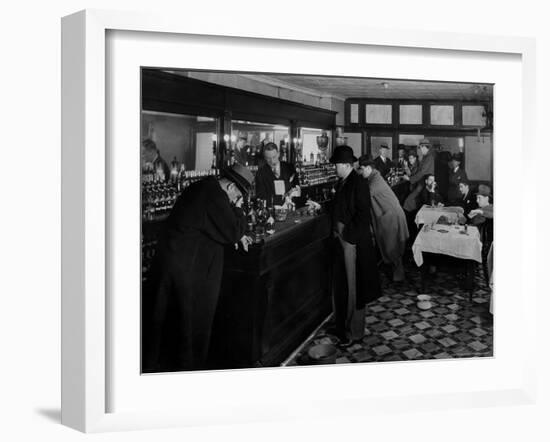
285, 254, 493, 366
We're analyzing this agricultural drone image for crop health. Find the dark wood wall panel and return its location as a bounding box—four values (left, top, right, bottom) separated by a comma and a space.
142, 69, 336, 129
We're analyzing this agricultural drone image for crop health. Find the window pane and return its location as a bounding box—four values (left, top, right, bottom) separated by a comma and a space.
366, 104, 392, 124
398, 134, 425, 147
350, 103, 359, 124
462, 105, 487, 126
399, 105, 422, 124
430, 105, 454, 125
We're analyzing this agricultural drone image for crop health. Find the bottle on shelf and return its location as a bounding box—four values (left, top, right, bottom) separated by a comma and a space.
170, 157, 179, 183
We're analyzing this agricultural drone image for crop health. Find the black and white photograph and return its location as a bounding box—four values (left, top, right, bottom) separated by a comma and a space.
140, 68, 494, 373
5, 0, 549, 439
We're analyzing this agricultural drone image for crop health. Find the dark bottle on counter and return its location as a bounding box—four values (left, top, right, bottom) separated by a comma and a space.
256, 199, 268, 226
246, 198, 257, 234
266, 197, 275, 229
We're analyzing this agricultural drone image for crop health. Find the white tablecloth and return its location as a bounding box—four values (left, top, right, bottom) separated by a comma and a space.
412, 224, 482, 267
415, 205, 465, 226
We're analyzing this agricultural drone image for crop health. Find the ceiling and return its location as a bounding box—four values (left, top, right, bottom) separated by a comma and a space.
249, 74, 493, 101
164, 69, 493, 102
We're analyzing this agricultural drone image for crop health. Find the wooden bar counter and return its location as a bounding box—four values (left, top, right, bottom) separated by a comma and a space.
209, 211, 333, 369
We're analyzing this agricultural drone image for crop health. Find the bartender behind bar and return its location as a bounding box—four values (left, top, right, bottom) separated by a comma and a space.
255, 142, 301, 206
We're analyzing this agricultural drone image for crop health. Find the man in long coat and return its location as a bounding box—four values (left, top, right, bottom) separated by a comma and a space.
142, 164, 254, 372
403, 138, 437, 212
329, 146, 381, 346
447, 153, 469, 204
357, 157, 409, 282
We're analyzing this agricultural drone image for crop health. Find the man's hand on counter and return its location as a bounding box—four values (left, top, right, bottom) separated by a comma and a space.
305, 200, 321, 211
236, 235, 253, 252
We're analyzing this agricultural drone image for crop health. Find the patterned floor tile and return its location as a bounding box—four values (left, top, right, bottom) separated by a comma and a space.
285, 258, 493, 367
373, 345, 392, 356
381, 330, 399, 340
442, 324, 459, 333
409, 334, 427, 344
468, 341, 488, 351
403, 348, 424, 359
414, 321, 431, 330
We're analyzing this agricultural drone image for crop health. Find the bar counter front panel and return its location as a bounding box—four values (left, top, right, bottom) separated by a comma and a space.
209, 213, 332, 369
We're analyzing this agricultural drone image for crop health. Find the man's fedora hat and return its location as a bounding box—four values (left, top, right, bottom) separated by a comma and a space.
476, 184, 492, 197
329, 145, 358, 164
222, 163, 254, 195
419, 138, 432, 146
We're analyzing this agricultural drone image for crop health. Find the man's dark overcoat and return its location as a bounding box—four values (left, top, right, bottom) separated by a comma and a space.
331, 171, 381, 311
143, 176, 246, 372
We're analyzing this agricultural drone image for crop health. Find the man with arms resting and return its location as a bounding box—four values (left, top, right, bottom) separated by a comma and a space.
255, 142, 301, 206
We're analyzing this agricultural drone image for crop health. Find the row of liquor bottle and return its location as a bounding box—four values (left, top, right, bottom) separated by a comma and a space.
142, 165, 220, 185
141, 168, 220, 220
141, 162, 336, 220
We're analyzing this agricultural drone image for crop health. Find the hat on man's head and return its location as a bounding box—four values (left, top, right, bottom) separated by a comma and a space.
380, 144, 389, 149
330, 145, 358, 164
419, 138, 432, 146
451, 153, 462, 162
358, 154, 375, 168
476, 184, 492, 197
222, 164, 254, 196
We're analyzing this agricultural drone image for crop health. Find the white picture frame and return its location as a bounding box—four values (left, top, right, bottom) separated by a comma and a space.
61, 9, 537, 433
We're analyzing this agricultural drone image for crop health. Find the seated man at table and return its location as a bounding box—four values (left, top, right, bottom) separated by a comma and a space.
357, 157, 409, 282
373, 144, 393, 178
468, 184, 493, 225
458, 181, 477, 215
255, 142, 301, 207
468, 184, 493, 286
418, 174, 444, 208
